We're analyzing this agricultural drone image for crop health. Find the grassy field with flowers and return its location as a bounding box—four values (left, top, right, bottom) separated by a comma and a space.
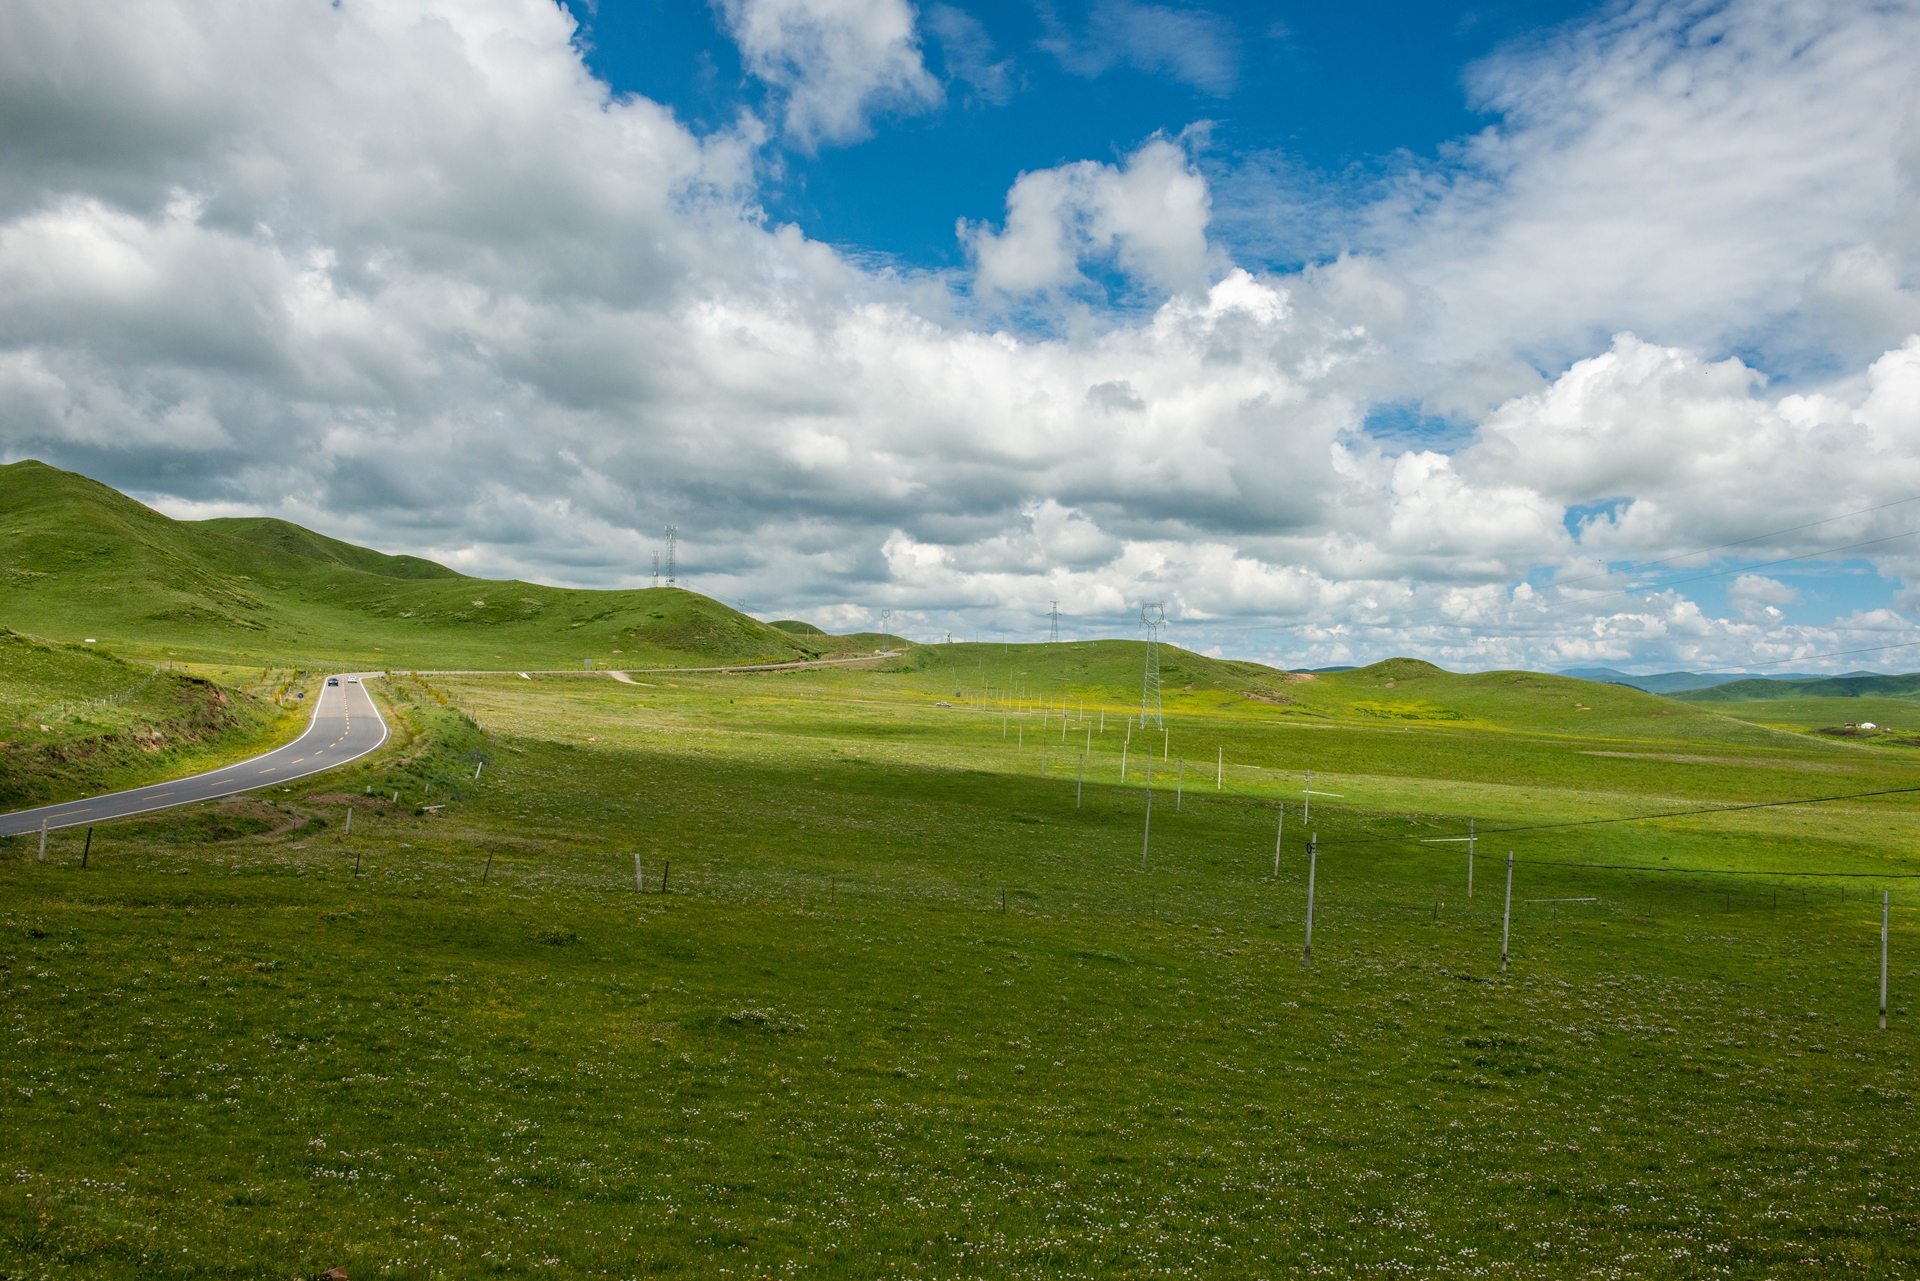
3, 650, 1918, 1279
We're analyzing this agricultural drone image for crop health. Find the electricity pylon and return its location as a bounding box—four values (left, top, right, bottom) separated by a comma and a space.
1139, 602, 1164, 728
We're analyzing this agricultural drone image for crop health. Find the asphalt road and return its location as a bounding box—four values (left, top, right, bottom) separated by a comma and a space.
1, 674, 389, 838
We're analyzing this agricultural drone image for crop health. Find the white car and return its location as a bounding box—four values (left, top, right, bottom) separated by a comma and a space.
347, 676, 360, 683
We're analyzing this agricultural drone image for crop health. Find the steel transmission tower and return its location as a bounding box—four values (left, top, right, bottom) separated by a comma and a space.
663, 525, 677, 587
1139, 602, 1165, 728
1048, 600, 1061, 643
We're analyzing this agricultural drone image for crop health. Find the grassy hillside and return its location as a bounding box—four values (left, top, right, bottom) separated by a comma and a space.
0, 630, 298, 808
0, 460, 822, 670
1688, 696, 1920, 745
1677, 671, 1920, 701
196, 515, 461, 580
900, 644, 1778, 746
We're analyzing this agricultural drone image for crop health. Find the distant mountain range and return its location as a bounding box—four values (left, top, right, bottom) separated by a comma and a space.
1561, 666, 1920, 701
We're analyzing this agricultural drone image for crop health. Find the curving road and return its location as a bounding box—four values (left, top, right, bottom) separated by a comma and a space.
1, 674, 389, 838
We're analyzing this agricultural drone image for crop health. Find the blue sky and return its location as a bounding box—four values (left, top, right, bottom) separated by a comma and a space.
565, 1, 1601, 271
4, 0, 1919, 673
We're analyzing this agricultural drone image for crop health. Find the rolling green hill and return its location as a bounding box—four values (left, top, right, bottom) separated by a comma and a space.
0, 628, 295, 808
0, 460, 824, 670
1675, 670, 1920, 701
893, 646, 1770, 744
197, 515, 462, 580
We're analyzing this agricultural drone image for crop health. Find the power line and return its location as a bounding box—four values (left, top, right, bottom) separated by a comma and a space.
1538, 493, 1920, 595
1387, 494, 1920, 625
1213, 773, 1920, 878
1286, 782, 1920, 849
1688, 637, 1920, 674
1391, 526, 1920, 631
1609, 528, 1920, 597
1507, 857, 1920, 880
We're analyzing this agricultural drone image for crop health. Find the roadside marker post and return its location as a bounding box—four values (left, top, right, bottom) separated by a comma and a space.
1302, 772, 1343, 824
1273, 805, 1284, 877
1217, 746, 1222, 790
474, 762, 483, 780
82, 827, 91, 869
38, 818, 46, 863
1419, 819, 1475, 895
345, 808, 352, 835
1501, 852, 1514, 972
1122, 740, 1129, 781
635, 853, 644, 893
1303, 834, 1317, 965
1140, 752, 1154, 870
1882, 891, 1891, 1032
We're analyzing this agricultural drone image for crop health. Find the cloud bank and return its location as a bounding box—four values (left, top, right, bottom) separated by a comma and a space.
1, 0, 1917, 674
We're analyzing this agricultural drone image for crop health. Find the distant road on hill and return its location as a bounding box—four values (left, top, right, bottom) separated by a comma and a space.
0, 677, 387, 837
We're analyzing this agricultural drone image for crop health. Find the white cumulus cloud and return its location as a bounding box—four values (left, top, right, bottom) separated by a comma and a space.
720, 0, 941, 148
962, 138, 1214, 298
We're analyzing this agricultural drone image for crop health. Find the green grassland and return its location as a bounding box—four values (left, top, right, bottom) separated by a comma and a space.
4, 647, 1918, 1278
1696, 697, 1920, 741
0, 461, 820, 671
1677, 672, 1920, 702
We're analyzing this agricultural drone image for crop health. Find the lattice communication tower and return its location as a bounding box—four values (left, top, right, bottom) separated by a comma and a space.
1139, 602, 1165, 728
664, 525, 678, 587
651, 550, 660, 587
1048, 600, 1061, 644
